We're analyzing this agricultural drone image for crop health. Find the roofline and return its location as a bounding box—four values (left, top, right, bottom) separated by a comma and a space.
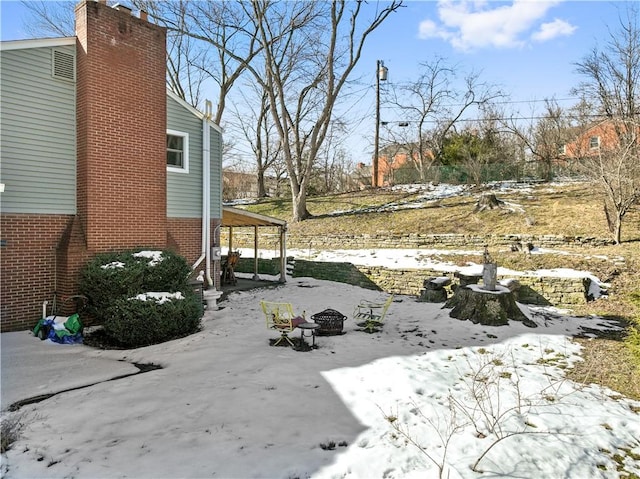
223, 206, 287, 227
166, 90, 223, 134
0, 37, 76, 51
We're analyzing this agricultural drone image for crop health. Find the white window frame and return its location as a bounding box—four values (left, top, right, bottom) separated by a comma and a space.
589, 136, 600, 149
167, 130, 189, 173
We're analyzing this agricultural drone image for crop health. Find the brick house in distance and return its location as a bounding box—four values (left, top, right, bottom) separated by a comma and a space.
0, 0, 224, 331
374, 143, 434, 187
560, 120, 639, 159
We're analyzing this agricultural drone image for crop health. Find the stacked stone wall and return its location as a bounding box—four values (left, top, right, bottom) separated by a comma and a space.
236, 256, 591, 306
222, 231, 613, 251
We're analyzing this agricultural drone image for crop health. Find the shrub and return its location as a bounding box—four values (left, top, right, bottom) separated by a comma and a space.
103, 290, 203, 348
79, 249, 203, 347
79, 249, 192, 321
79, 250, 146, 319
139, 249, 191, 292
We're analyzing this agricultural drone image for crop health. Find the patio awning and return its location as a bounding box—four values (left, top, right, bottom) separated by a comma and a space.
220, 206, 287, 284
222, 206, 287, 228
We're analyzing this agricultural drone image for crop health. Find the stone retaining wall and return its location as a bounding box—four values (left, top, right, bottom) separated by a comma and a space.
236, 257, 591, 306
222, 231, 613, 250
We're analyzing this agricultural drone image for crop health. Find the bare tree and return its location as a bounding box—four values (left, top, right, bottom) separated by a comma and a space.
390, 57, 503, 182
242, 0, 403, 222
502, 99, 571, 181
572, 5, 640, 244
22, 1, 75, 37
228, 79, 285, 198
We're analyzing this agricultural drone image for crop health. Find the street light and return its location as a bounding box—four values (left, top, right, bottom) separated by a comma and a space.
373, 60, 388, 187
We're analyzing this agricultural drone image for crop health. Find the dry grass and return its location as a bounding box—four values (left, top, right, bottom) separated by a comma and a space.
241, 181, 640, 399
568, 337, 640, 400
249, 182, 639, 240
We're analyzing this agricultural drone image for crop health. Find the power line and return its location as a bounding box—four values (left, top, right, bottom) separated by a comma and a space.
379, 112, 612, 125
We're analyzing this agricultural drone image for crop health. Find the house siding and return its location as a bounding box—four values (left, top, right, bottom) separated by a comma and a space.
209, 124, 223, 220
167, 95, 203, 217
0, 45, 76, 214
166, 95, 223, 220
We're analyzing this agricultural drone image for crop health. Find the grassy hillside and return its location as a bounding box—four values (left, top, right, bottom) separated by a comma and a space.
247, 182, 639, 240
239, 180, 640, 398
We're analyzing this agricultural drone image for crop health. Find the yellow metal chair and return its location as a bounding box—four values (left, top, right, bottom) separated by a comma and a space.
261, 301, 308, 347
353, 294, 394, 333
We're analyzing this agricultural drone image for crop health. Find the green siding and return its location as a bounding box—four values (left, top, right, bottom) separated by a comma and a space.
0, 45, 76, 214
166, 95, 223, 220
166, 95, 203, 218
209, 125, 223, 219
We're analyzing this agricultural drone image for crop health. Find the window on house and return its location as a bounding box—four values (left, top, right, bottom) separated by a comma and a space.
558, 144, 567, 156
167, 130, 189, 172
589, 136, 600, 149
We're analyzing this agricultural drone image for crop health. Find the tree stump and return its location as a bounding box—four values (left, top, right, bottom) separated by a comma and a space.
444, 284, 537, 328
474, 193, 505, 212
419, 276, 451, 302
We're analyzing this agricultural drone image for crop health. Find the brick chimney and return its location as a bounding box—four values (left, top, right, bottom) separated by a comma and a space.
74, 0, 167, 252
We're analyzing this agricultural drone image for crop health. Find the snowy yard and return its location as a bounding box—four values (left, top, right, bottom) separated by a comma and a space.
1, 271, 639, 478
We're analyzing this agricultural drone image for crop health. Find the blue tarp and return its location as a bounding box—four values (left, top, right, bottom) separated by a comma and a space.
33, 314, 84, 344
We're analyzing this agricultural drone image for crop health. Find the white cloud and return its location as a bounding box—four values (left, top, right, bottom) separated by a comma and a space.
532, 18, 577, 42
418, 0, 575, 51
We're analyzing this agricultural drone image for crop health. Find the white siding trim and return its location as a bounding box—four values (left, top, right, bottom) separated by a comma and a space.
1, 37, 76, 51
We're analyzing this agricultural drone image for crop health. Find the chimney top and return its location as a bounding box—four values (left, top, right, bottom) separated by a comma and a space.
113, 3, 132, 15
111, 2, 149, 21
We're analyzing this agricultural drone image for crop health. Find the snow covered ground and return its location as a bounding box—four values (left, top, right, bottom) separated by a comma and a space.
2, 181, 637, 478
2, 273, 638, 479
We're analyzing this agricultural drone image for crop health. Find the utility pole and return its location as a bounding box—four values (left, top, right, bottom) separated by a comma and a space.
373, 60, 387, 187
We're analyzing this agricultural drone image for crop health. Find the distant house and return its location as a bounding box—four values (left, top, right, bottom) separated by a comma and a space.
374, 143, 434, 187
560, 120, 638, 159
0, 0, 225, 331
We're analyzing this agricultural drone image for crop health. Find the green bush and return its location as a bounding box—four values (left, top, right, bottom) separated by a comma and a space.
136, 249, 192, 292
80, 249, 192, 319
103, 290, 203, 348
79, 249, 203, 347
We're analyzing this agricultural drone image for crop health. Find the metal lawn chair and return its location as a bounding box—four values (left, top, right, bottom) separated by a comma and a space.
353, 294, 394, 333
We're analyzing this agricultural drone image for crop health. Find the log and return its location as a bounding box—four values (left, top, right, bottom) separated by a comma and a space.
444, 284, 537, 328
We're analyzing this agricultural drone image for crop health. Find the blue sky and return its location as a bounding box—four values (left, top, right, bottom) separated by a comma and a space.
356, 1, 629, 114
1, 0, 632, 162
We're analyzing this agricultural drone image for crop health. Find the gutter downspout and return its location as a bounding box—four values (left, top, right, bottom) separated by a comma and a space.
203, 100, 214, 288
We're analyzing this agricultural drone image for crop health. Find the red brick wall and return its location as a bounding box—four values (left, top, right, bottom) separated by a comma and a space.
0, 215, 76, 331
167, 218, 221, 288
75, 1, 167, 251
167, 218, 203, 266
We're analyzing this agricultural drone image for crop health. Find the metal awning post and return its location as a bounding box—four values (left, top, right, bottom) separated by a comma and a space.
279, 225, 286, 283
252, 225, 259, 280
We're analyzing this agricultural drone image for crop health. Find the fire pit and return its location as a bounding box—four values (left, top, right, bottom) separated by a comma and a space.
310, 309, 347, 336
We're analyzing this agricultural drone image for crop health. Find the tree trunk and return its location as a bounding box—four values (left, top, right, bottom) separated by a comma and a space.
444, 285, 536, 328
257, 169, 267, 198
614, 214, 622, 244
292, 189, 311, 222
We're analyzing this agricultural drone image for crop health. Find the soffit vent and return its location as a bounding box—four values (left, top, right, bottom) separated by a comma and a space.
52, 49, 75, 81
